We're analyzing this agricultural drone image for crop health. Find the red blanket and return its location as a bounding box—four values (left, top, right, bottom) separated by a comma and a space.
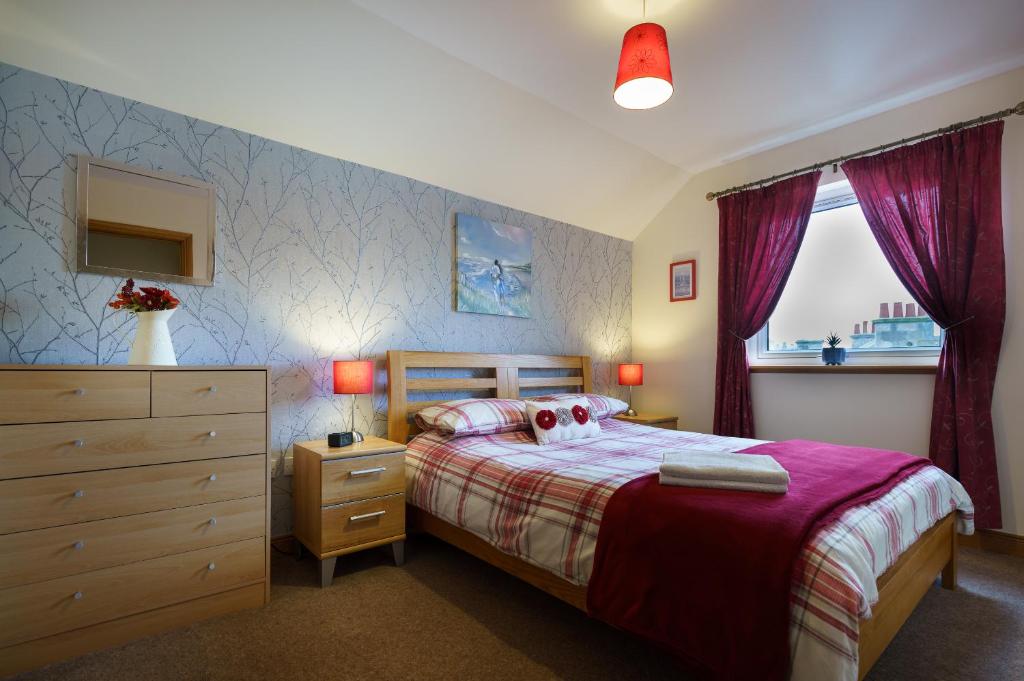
586, 439, 931, 681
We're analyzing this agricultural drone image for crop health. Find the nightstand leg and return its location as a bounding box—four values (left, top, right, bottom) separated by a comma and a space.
319, 557, 337, 588
391, 540, 405, 567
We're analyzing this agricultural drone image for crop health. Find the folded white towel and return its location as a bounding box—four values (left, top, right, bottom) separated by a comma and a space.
658, 472, 788, 494
659, 449, 790, 486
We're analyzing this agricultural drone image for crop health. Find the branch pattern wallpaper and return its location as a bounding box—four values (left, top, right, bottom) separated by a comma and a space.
0, 64, 632, 534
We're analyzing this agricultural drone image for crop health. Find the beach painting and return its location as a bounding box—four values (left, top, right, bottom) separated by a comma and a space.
455, 213, 532, 318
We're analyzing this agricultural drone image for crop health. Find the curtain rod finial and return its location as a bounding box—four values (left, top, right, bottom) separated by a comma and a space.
706, 192, 715, 202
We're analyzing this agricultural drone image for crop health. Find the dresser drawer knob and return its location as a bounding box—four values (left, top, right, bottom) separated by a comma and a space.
74, 540, 85, 550
73, 591, 83, 600
349, 510, 387, 522
349, 466, 386, 477
208, 473, 217, 482
208, 385, 218, 393
208, 431, 217, 438
73, 439, 86, 448
74, 388, 86, 396
208, 517, 218, 527
72, 489, 85, 498
207, 562, 216, 571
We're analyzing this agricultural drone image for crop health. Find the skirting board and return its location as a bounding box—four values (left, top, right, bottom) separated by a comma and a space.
958, 529, 1024, 558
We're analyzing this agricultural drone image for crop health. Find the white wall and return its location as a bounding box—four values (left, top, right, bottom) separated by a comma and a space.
632, 67, 1024, 533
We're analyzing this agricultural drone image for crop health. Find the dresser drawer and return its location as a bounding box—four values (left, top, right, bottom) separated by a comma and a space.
0, 496, 266, 589
0, 413, 267, 480
152, 371, 266, 417
0, 371, 149, 425
321, 493, 405, 552
0, 454, 265, 534
0, 537, 264, 648
321, 452, 405, 505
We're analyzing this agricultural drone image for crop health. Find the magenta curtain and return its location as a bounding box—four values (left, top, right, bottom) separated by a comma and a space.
714, 172, 821, 437
842, 121, 1006, 528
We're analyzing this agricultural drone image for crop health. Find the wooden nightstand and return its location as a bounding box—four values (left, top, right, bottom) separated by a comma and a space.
292, 437, 406, 587
613, 413, 678, 430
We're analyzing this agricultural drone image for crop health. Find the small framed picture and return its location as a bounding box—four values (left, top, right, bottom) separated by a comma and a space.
669, 259, 696, 302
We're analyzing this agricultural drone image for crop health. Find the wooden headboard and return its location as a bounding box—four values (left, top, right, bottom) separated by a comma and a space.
386, 350, 593, 442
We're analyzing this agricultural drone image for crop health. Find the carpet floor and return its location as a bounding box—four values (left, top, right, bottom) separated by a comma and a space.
13, 539, 1023, 681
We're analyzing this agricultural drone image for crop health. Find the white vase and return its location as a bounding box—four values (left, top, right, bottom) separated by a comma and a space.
128, 309, 177, 366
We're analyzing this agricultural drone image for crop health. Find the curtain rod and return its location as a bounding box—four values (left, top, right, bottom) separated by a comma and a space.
705, 99, 1024, 202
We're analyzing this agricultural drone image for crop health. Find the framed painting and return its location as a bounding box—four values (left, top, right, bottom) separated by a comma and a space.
669, 259, 696, 302
455, 213, 532, 318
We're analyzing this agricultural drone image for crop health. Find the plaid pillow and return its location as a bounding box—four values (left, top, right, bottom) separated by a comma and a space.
525, 397, 601, 445
414, 398, 529, 437
530, 393, 628, 420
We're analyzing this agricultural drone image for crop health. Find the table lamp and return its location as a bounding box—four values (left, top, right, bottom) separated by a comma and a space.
617, 363, 643, 417
330, 359, 374, 447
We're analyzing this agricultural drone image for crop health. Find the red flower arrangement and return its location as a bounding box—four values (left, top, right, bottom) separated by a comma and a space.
108, 279, 180, 313
534, 409, 558, 431
571, 404, 590, 425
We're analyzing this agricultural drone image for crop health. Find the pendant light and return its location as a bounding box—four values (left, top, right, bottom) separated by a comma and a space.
613, 0, 673, 110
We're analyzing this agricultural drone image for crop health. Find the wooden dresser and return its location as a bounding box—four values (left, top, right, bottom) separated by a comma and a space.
0, 365, 271, 676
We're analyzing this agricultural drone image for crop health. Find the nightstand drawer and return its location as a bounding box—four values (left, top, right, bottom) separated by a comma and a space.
0, 371, 150, 425
321, 452, 404, 505
0, 455, 265, 534
151, 371, 266, 417
0, 413, 266, 480
321, 493, 405, 551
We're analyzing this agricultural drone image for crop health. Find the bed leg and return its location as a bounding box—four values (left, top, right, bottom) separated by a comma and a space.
941, 525, 957, 591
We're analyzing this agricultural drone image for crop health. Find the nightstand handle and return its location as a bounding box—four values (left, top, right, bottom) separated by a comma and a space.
349, 466, 386, 477
349, 510, 386, 522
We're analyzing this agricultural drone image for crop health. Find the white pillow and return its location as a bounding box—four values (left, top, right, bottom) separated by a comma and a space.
525, 397, 601, 445
530, 393, 629, 420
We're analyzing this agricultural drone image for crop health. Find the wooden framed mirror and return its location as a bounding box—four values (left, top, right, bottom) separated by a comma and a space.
76, 155, 216, 286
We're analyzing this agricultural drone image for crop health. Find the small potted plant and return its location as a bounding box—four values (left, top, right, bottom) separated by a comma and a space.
109, 279, 181, 365
822, 332, 846, 366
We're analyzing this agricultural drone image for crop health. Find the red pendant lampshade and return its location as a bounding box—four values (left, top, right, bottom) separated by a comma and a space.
613, 22, 673, 110
618, 363, 644, 387
333, 360, 374, 395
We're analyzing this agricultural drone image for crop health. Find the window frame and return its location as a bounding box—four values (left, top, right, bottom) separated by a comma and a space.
751, 180, 941, 366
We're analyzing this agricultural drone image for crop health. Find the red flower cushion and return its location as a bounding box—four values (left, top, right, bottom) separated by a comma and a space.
526, 398, 601, 445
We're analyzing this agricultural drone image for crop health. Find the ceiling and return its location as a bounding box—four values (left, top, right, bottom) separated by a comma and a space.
354, 0, 1024, 172
1, 1, 1022, 240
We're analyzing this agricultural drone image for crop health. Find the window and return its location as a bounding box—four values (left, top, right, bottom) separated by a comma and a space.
755, 180, 941, 360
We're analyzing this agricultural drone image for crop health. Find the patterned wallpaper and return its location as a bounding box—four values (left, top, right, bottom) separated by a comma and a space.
0, 64, 632, 534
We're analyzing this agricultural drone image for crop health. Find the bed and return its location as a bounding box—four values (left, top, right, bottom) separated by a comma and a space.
386, 350, 973, 680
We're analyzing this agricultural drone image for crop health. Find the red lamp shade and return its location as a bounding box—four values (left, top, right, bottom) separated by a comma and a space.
613, 22, 673, 110
333, 360, 374, 395
618, 363, 644, 387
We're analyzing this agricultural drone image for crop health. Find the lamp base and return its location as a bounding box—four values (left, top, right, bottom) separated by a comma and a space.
327, 431, 365, 448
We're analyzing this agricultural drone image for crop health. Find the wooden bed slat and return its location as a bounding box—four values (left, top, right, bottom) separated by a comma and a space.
398, 351, 586, 369
518, 376, 584, 388
406, 377, 497, 391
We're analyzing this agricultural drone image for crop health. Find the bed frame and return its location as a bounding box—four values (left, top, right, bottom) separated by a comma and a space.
386, 350, 958, 680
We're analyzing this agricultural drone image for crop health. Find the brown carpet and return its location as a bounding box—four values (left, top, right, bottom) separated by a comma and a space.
13, 540, 1023, 681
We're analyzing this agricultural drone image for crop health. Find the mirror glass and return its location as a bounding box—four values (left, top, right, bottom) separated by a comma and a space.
77, 156, 216, 286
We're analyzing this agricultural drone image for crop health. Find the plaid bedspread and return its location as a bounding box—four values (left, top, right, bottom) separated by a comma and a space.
406, 419, 974, 681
